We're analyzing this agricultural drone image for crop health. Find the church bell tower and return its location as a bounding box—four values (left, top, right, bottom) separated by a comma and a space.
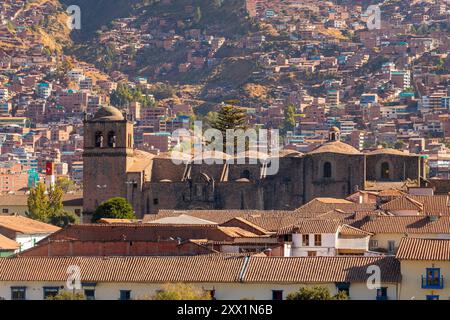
83, 106, 134, 214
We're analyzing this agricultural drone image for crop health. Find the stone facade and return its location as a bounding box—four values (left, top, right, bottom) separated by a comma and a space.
83, 107, 425, 217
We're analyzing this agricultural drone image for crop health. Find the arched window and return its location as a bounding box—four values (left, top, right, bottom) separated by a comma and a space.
241, 170, 251, 180
381, 162, 390, 180
128, 134, 132, 148
107, 131, 116, 148
95, 131, 103, 148
323, 162, 332, 178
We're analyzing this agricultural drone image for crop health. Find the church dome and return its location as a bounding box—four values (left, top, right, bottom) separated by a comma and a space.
93, 106, 125, 121
308, 141, 361, 155
330, 126, 340, 132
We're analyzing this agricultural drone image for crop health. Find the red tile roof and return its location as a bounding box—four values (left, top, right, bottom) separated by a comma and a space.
396, 238, 450, 261
0, 255, 401, 283
351, 216, 450, 234
243, 256, 400, 283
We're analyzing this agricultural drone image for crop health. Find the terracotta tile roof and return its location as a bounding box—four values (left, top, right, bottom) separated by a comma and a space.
367, 148, 415, 156
243, 256, 401, 283
377, 189, 406, 197
0, 255, 401, 284
338, 225, 373, 237
364, 181, 414, 192
147, 210, 298, 232
217, 227, 260, 238
295, 199, 377, 217
316, 209, 356, 220
0, 215, 60, 234
277, 219, 343, 235
0, 194, 83, 207
0, 234, 19, 251
0, 255, 245, 283
220, 217, 272, 235
48, 223, 263, 242
396, 238, 450, 261
381, 195, 450, 215
351, 216, 450, 234
98, 218, 139, 224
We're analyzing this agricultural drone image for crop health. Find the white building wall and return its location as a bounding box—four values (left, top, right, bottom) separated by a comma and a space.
290, 233, 336, 257
15, 233, 51, 252
0, 281, 399, 300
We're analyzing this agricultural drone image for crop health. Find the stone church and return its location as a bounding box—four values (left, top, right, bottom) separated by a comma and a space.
83, 106, 425, 217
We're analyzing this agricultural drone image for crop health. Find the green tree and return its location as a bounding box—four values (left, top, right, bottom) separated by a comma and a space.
394, 140, 406, 150
286, 286, 348, 300
48, 211, 78, 228
27, 183, 49, 222
210, 104, 248, 153
56, 177, 76, 193
27, 183, 76, 227
282, 104, 296, 134
210, 104, 247, 134
46, 291, 86, 300
153, 283, 212, 300
92, 197, 136, 223
194, 7, 202, 24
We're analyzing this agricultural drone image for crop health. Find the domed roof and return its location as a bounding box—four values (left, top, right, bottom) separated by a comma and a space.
366, 148, 413, 156
330, 126, 340, 132
93, 106, 125, 121
308, 141, 361, 155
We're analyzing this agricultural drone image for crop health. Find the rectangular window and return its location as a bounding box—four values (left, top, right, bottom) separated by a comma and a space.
2, 209, 8, 214
43, 287, 59, 299
387, 241, 395, 253
272, 290, 283, 301
84, 289, 95, 300
369, 240, 378, 249
153, 198, 159, 205
75, 209, 81, 215
376, 287, 387, 300
336, 282, 350, 297
11, 287, 26, 300
423, 268, 443, 289
302, 234, 309, 246
307, 251, 317, 257
314, 234, 322, 246
120, 290, 131, 300
426, 295, 439, 300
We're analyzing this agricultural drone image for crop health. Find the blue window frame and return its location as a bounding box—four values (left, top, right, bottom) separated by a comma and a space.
422, 268, 444, 289
426, 295, 439, 300
43, 286, 60, 299
11, 287, 26, 300
336, 282, 350, 296
84, 289, 95, 300
119, 290, 131, 300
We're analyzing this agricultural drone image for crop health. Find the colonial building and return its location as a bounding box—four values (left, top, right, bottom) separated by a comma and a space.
83, 106, 425, 217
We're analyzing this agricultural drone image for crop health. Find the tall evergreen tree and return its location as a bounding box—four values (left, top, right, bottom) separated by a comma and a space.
210, 104, 247, 134
282, 104, 296, 134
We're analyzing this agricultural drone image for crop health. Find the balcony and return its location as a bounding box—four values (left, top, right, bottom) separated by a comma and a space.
421, 276, 444, 289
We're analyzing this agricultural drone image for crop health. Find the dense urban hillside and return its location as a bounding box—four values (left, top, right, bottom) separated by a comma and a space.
61, 0, 262, 99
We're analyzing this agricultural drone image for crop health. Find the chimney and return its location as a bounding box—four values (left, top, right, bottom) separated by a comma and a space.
263, 248, 273, 257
